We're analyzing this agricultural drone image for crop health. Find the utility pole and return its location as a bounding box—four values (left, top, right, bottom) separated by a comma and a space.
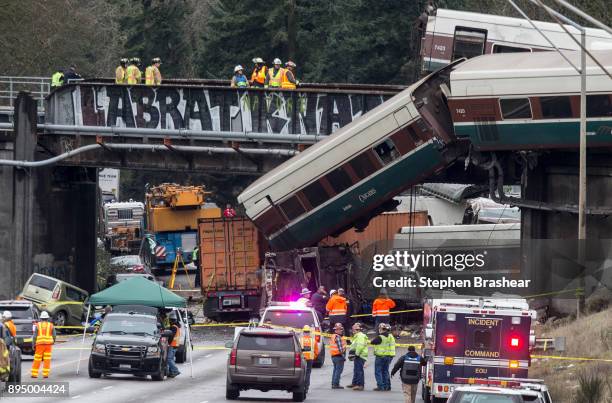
577, 29, 586, 318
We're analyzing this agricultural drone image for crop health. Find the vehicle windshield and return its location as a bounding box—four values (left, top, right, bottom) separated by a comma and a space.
238, 334, 294, 352
262, 310, 316, 329
110, 255, 141, 266
452, 392, 522, 403
100, 315, 157, 335
29, 274, 58, 291
0, 307, 33, 319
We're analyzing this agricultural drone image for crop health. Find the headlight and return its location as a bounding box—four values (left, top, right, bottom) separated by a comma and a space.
93, 343, 106, 353
147, 346, 160, 356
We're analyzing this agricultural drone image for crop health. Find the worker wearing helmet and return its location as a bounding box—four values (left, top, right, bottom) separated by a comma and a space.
250, 57, 267, 87
330, 323, 347, 389
326, 288, 349, 334
265, 58, 284, 88
300, 325, 315, 393
347, 322, 368, 390
31, 311, 56, 378
297, 287, 312, 306
281, 61, 298, 89
166, 312, 181, 378
115, 58, 129, 84
372, 289, 396, 331
126, 57, 142, 85
145, 57, 162, 86
371, 322, 396, 391
2, 311, 16, 338
231, 65, 249, 88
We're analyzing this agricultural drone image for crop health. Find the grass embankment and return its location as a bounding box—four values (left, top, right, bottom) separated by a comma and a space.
530, 306, 612, 402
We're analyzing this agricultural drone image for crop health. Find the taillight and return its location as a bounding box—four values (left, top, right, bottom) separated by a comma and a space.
52, 288, 60, 300
509, 335, 522, 349
294, 352, 301, 368
132, 265, 145, 273
444, 335, 456, 345
315, 327, 321, 343
229, 348, 237, 365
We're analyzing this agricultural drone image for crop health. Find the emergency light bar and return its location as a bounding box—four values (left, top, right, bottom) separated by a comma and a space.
454, 378, 521, 388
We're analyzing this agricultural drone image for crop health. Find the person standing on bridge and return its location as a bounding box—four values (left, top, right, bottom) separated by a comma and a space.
63, 65, 82, 83
371, 322, 396, 391
115, 58, 128, 84
372, 289, 396, 330
51, 68, 64, 88
265, 58, 285, 88
391, 345, 426, 403
230, 65, 249, 88
31, 311, 56, 379
126, 58, 142, 85
145, 57, 162, 86
250, 57, 267, 88
281, 61, 298, 89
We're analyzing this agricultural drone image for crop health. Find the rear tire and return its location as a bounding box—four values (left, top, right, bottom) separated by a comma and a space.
176, 346, 187, 364
292, 389, 306, 402
203, 298, 219, 322
151, 361, 165, 381
53, 311, 67, 332
226, 383, 239, 400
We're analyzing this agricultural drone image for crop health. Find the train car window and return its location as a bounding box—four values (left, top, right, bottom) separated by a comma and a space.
303, 180, 329, 209
373, 138, 401, 165
540, 96, 572, 119
492, 43, 531, 53
349, 151, 378, 180
500, 98, 532, 119
586, 94, 612, 117
279, 196, 306, 220
325, 167, 353, 195
452, 27, 487, 60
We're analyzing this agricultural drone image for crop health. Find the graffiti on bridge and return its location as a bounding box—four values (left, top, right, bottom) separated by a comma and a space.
71, 85, 390, 135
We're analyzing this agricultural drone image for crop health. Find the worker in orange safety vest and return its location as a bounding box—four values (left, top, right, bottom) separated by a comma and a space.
2, 311, 16, 338
301, 325, 317, 393
330, 322, 347, 389
281, 61, 298, 89
167, 312, 181, 378
31, 311, 56, 378
326, 288, 349, 334
250, 57, 267, 88
372, 289, 396, 331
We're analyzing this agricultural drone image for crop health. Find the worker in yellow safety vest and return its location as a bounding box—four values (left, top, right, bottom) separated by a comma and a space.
126, 57, 142, 85
145, 57, 162, 86
301, 325, 315, 393
281, 61, 298, 89
265, 58, 285, 88
31, 311, 56, 378
250, 57, 267, 87
115, 58, 128, 84
371, 323, 396, 391
51, 69, 64, 88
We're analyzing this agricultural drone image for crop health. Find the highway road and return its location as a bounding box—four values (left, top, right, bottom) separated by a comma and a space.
3, 331, 424, 403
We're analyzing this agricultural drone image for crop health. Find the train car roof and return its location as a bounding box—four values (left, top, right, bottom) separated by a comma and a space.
450, 50, 612, 97
434, 8, 612, 41
237, 76, 427, 204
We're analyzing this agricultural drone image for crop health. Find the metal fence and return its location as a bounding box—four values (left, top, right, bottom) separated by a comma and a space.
0, 76, 50, 109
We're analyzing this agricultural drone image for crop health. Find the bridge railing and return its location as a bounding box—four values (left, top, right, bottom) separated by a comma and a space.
0, 76, 50, 110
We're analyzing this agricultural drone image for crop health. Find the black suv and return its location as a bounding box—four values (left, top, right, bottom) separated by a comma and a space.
0, 300, 39, 355
88, 312, 171, 381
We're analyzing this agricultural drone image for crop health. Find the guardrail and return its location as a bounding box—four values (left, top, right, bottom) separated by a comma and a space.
0, 76, 50, 109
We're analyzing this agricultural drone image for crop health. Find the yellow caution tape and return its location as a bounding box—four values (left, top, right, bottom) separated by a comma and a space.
531, 354, 612, 363
23, 338, 32, 343
525, 288, 584, 299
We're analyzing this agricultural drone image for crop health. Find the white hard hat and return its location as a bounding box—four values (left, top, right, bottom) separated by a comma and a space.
234, 65, 244, 73
273, 58, 282, 65
2, 311, 11, 320
252, 57, 264, 64
330, 289, 337, 295
40, 311, 50, 319
300, 288, 311, 296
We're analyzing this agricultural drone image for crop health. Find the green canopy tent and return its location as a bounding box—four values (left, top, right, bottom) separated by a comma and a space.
88, 276, 186, 308
76, 277, 193, 377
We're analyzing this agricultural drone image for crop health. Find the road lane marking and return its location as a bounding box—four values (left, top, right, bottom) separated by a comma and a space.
71, 395, 81, 399
193, 346, 228, 350
204, 354, 212, 358
103, 386, 113, 390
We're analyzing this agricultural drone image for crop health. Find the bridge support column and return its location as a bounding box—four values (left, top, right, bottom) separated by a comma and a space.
0, 93, 97, 299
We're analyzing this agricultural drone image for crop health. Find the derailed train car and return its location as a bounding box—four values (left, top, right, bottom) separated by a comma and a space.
238, 62, 463, 250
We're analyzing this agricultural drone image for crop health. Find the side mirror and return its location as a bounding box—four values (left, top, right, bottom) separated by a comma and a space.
224, 341, 234, 349
162, 330, 173, 338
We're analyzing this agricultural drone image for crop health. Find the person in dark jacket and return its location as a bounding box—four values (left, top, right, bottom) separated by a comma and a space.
311, 286, 328, 322
391, 346, 426, 403
63, 65, 82, 82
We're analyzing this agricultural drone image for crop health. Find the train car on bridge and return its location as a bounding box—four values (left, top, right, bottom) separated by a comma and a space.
448, 50, 612, 150
419, 7, 612, 74
238, 62, 462, 250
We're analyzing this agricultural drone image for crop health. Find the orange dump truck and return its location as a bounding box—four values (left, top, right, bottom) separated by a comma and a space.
198, 217, 264, 321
